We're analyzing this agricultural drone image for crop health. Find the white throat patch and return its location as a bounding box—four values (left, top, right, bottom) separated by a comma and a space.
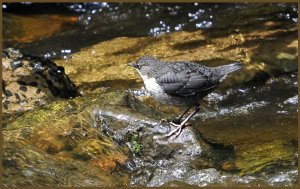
137, 70, 163, 94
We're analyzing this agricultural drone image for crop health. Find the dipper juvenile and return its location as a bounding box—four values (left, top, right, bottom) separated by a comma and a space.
129, 56, 243, 138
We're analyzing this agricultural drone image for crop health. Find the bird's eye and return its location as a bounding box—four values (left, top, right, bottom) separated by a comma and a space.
135, 63, 142, 69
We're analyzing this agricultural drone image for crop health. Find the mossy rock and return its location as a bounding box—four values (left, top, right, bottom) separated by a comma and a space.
235, 139, 296, 175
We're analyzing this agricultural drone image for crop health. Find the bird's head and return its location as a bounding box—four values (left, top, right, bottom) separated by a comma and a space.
128, 56, 158, 77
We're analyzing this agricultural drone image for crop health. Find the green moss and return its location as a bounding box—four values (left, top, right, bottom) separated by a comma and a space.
131, 133, 142, 155
4, 92, 126, 131
276, 52, 297, 60
235, 140, 296, 175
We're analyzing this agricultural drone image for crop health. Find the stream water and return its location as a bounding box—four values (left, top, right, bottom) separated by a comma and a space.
3, 3, 298, 58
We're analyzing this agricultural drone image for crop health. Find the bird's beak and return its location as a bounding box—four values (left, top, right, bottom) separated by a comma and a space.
128, 62, 137, 68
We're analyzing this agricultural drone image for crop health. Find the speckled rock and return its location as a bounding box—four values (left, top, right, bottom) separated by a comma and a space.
2, 48, 79, 120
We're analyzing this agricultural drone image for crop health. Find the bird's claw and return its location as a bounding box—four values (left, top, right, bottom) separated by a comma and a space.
165, 123, 184, 138
165, 121, 191, 138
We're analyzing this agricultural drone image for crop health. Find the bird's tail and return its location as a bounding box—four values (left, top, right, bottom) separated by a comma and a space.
216, 62, 243, 76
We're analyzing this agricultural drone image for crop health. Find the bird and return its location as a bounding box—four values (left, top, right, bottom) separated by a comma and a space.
128, 56, 243, 138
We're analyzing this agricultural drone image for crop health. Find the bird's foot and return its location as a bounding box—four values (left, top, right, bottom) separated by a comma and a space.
165, 122, 191, 138
165, 122, 185, 138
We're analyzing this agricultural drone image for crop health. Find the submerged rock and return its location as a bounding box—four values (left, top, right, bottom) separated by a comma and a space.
2, 94, 130, 186
234, 140, 297, 175
2, 141, 128, 187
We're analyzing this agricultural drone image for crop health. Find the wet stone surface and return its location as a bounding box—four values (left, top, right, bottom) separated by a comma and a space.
2, 83, 298, 186
2, 141, 128, 187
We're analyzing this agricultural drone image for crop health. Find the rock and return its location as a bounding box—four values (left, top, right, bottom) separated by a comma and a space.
2, 140, 128, 187
2, 48, 79, 122
72, 139, 128, 172
152, 167, 224, 187
2, 94, 132, 186
2, 80, 297, 186
284, 95, 298, 105
234, 140, 297, 175
2, 90, 216, 187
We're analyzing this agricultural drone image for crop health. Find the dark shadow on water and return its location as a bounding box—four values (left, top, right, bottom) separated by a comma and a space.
172, 39, 208, 51
112, 37, 162, 56
219, 28, 298, 53
197, 131, 237, 172
78, 79, 143, 92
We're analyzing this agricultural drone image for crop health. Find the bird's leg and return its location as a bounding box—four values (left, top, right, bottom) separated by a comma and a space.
172, 103, 199, 124
171, 105, 193, 124
166, 105, 200, 138
160, 106, 192, 124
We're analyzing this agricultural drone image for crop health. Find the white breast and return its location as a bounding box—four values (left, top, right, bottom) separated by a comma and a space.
136, 70, 184, 105
143, 77, 162, 94
137, 70, 164, 95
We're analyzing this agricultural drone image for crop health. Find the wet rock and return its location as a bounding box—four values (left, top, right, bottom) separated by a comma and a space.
73, 139, 128, 172
2, 90, 216, 187
284, 95, 298, 105
83, 93, 233, 187
2, 141, 128, 187
148, 164, 221, 187
2, 48, 79, 122
267, 169, 298, 187
235, 140, 297, 176
3, 94, 132, 186
2, 85, 298, 186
